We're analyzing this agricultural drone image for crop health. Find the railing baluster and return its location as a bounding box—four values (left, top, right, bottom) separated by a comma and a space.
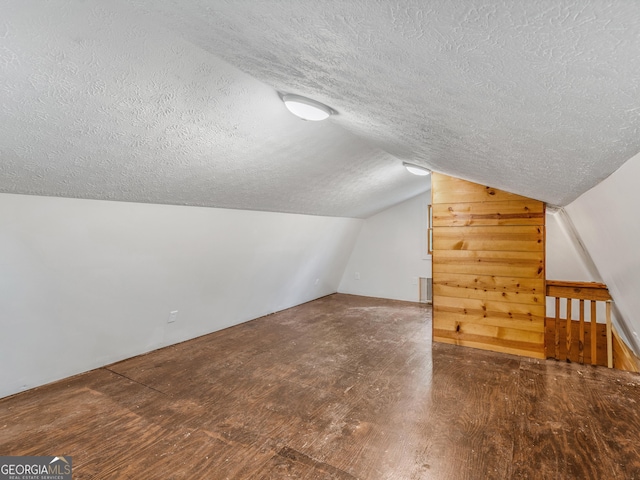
555, 296, 561, 360
606, 301, 613, 368
590, 300, 597, 365
579, 299, 585, 364
566, 298, 572, 361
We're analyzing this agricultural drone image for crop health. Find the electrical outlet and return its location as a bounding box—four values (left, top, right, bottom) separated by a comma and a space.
411, 277, 418, 285
314, 278, 320, 285
168, 310, 178, 323
355, 272, 360, 280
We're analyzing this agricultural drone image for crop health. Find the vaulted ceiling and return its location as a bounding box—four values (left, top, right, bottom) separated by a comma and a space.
2, 1, 640, 217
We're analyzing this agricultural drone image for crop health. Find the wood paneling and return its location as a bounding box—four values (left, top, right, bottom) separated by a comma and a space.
434, 294, 544, 317
432, 250, 544, 278
435, 317, 544, 343
433, 283, 543, 305
433, 201, 545, 227
434, 313, 544, 335
432, 175, 532, 204
433, 329, 546, 358
432, 172, 546, 358
433, 272, 544, 305
433, 225, 544, 252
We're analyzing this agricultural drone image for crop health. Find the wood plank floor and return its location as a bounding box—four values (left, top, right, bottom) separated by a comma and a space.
1, 293, 640, 479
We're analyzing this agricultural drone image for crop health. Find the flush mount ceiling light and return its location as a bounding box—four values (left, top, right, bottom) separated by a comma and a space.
281, 93, 334, 121
403, 162, 431, 176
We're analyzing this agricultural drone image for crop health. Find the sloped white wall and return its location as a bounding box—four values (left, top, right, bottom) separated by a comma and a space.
0, 193, 362, 398
338, 191, 432, 302
546, 211, 595, 283
565, 151, 640, 352
545, 211, 601, 320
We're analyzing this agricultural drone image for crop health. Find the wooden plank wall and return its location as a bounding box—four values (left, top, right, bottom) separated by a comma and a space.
431, 173, 546, 358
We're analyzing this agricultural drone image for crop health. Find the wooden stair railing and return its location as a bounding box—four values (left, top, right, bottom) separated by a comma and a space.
545, 281, 612, 368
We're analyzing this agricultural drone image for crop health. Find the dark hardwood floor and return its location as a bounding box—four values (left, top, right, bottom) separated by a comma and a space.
1, 294, 639, 479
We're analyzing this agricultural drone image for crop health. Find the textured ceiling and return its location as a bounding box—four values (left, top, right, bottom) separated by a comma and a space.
2, 1, 640, 217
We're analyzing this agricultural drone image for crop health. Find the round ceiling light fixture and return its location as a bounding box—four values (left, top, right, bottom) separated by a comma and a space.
282, 94, 333, 121
402, 162, 431, 176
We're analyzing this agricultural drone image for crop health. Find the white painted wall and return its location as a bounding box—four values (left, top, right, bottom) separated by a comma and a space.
545, 211, 601, 320
338, 191, 432, 302
0, 193, 363, 398
565, 151, 640, 352
546, 211, 595, 283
